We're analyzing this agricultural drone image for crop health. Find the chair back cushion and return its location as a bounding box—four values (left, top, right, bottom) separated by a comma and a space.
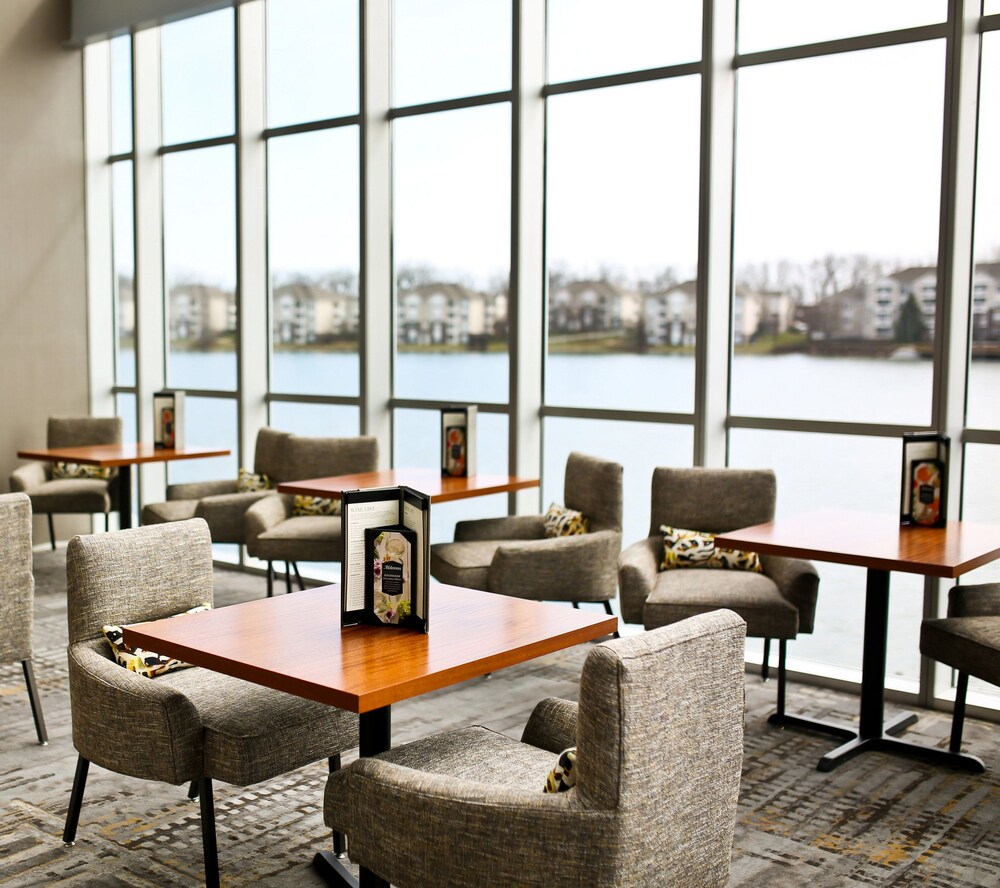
253, 427, 294, 482
48, 416, 122, 449
564, 452, 623, 533
0, 492, 33, 662
576, 610, 746, 885
67, 519, 214, 645
650, 466, 775, 536
278, 435, 379, 481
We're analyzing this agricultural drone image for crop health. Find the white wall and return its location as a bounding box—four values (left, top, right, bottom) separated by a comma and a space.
0, 0, 90, 544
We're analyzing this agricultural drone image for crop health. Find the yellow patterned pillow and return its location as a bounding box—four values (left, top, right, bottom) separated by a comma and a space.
237, 467, 271, 492
102, 603, 211, 678
543, 747, 577, 793
293, 495, 342, 517
543, 503, 589, 538
52, 461, 112, 480
660, 525, 762, 572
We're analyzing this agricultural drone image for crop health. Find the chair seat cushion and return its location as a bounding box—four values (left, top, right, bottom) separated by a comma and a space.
921, 616, 1000, 687
157, 665, 358, 786
28, 478, 112, 514
430, 540, 503, 591
254, 515, 344, 562
325, 725, 555, 831
644, 568, 798, 639
142, 499, 199, 525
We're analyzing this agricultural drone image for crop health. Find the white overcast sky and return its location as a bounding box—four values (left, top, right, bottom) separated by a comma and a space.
109, 0, 999, 292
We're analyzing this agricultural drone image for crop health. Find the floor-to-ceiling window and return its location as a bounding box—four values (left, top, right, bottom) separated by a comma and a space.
82, 0, 998, 717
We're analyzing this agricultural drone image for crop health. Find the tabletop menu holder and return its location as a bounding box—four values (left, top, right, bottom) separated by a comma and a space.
152, 390, 185, 450
341, 486, 430, 631
440, 405, 477, 478
900, 431, 949, 528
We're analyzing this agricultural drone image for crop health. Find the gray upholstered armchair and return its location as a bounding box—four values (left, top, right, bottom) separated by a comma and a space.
245, 435, 379, 596
0, 492, 47, 745
10, 416, 122, 549
63, 519, 358, 887
325, 609, 746, 887
618, 467, 819, 716
430, 452, 623, 613
141, 426, 291, 543
921, 583, 1000, 763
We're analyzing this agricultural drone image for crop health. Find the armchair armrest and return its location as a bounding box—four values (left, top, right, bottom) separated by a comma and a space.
521, 697, 578, 753
760, 554, 820, 635
10, 462, 47, 492
487, 529, 621, 603
195, 490, 272, 543
167, 478, 238, 500
617, 537, 661, 625
244, 493, 293, 556
947, 582, 1000, 618
454, 514, 546, 542
67, 642, 203, 784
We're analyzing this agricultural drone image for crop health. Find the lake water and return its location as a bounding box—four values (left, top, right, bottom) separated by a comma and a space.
137, 350, 1000, 691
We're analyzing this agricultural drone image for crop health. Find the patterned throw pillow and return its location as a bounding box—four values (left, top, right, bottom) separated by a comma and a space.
292, 495, 342, 517
102, 603, 211, 678
543, 503, 589, 538
237, 467, 271, 492
543, 747, 577, 793
659, 525, 762, 573
52, 461, 112, 481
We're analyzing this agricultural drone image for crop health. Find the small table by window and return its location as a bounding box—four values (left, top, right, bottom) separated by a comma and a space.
277, 468, 540, 503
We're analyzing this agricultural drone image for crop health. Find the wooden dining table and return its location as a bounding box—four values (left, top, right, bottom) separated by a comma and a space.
17, 442, 231, 529
277, 468, 540, 503
716, 508, 1000, 773
125, 582, 616, 887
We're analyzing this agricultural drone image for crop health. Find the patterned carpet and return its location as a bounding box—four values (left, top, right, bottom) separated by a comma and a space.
2, 548, 999, 887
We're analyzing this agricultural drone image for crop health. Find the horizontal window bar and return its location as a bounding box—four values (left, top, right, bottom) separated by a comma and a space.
263, 114, 362, 140
735, 22, 948, 68
267, 393, 361, 407
107, 152, 135, 164
111, 385, 138, 396
159, 134, 237, 155
387, 91, 512, 120
167, 388, 237, 399
962, 428, 1000, 445
389, 398, 508, 414
544, 61, 702, 97
541, 405, 694, 425
983, 14, 1000, 34
727, 415, 927, 438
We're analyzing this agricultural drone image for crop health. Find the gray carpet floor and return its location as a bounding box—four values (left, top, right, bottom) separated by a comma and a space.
2, 548, 999, 886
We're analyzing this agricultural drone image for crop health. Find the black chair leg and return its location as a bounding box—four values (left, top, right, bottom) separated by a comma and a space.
21, 660, 47, 745
776, 639, 788, 718
950, 671, 969, 753
285, 562, 293, 595
266, 561, 274, 598
292, 561, 305, 591
63, 755, 90, 844
47, 514, 56, 551
188, 780, 200, 800
761, 638, 771, 682
571, 602, 579, 609
200, 777, 220, 888
328, 754, 347, 857
602, 600, 621, 638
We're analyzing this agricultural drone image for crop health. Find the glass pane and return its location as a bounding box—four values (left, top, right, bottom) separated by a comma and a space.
269, 129, 360, 397
949, 444, 1000, 704
544, 417, 693, 548
116, 392, 137, 528
112, 161, 135, 387
161, 8, 235, 145
732, 42, 944, 424
393, 106, 510, 402
987, 0, 1000, 14
164, 146, 237, 392
393, 0, 511, 107
166, 397, 238, 485
394, 408, 509, 544
967, 33, 1000, 429
269, 402, 360, 438
546, 79, 700, 412
729, 429, 922, 685
110, 35, 132, 155
738, 0, 945, 54
267, 0, 359, 127
547, 0, 702, 83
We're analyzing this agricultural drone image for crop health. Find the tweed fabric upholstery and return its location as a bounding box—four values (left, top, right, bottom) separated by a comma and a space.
15, 479, 113, 514
244, 436, 378, 564
619, 467, 819, 639
429, 452, 623, 604
0, 493, 33, 662
66, 519, 358, 788
166, 478, 238, 500
920, 583, 1000, 689
520, 697, 578, 754
324, 611, 745, 888
141, 499, 199, 525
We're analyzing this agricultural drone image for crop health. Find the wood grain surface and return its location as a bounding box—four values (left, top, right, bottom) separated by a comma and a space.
17, 443, 231, 467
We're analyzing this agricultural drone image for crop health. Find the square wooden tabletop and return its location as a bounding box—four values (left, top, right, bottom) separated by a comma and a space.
17, 442, 231, 467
